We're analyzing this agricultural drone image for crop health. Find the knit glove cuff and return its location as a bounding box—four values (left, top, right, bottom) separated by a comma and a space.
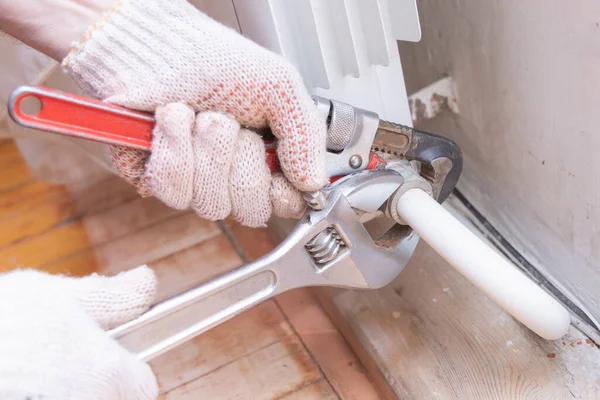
62, 0, 206, 107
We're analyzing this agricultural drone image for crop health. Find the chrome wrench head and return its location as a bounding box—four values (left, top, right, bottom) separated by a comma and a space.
312, 95, 381, 177
289, 168, 422, 290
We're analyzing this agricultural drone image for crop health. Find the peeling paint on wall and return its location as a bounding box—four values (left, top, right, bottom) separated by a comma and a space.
408, 76, 459, 125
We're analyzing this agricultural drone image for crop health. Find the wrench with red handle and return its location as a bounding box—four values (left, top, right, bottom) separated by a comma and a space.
8, 86, 386, 181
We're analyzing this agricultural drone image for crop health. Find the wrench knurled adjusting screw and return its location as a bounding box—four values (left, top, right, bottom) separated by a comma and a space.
305, 226, 345, 265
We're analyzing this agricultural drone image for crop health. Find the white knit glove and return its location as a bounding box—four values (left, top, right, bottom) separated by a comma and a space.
62, 0, 327, 227
0, 266, 159, 400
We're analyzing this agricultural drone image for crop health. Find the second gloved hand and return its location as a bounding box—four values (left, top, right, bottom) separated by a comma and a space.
61, 0, 327, 227
0, 266, 158, 400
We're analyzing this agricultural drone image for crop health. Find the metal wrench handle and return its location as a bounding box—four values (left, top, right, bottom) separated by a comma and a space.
110, 252, 285, 362
109, 226, 314, 361
109, 216, 324, 362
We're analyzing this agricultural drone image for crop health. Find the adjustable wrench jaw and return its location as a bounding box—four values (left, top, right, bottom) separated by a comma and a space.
274, 186, 420, 291
310, 95, 462, 204
312, 96, 381, 177
313, 168, 423, 288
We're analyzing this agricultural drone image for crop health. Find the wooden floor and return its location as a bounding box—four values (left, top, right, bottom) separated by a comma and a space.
0, 139, 381, 399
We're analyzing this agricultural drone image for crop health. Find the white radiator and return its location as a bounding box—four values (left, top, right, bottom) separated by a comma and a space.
194, 0, 420, 122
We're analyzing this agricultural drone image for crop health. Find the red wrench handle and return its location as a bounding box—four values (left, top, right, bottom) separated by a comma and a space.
9, 86, 154, 150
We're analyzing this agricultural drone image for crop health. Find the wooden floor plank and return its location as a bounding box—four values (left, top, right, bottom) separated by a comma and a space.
66, 176, 139, 215
0, 187, 73, 247
151, 300, 300, 393
0, 180, 64, 220
0, 221, 90, 270
41, 212, 221, 277
81, 197, 182, 246
277, 379, 338, 400
150, 233, 242, 302
0, 196, 203, 274
39, 248, 99, 277
152, 301, 321, 399
0, 140, 34, 191
277, 289, 381, 400
228, 223, 278, 262
0, 173, 152, 252
164, 334, 321, 400
0, 166, 156, 272
89, 213, 221, 276
313, 289, 399, 400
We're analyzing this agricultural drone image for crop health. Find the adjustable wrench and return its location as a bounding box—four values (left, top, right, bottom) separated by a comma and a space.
110, 167, 419, 361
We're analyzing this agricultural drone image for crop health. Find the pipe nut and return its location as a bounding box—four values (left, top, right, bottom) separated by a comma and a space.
384, 163, 433, 225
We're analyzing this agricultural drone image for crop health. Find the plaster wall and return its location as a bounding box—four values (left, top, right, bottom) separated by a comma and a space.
398, 0, 600, 324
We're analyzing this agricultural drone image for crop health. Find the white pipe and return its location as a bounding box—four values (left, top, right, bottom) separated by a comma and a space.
396, 188, 570, 340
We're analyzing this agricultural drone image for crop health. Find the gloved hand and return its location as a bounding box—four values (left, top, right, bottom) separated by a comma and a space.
62, 0, 327, 227
0, 266, 159, 400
